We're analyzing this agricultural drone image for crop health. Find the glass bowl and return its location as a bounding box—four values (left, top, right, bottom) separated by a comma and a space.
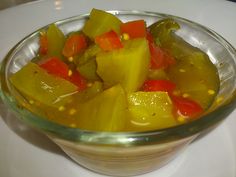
1, 10, 236, 176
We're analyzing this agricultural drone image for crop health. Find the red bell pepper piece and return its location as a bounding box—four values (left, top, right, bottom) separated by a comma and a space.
68, 70, 87, 91
149, 43, 176, 69
120, 20, 146, 39
95, 30, 123, 51
39, 33, 48, 55
39, 57, 87, 90
146, 31, 175, 69
142, 79, 176, 93
62, 34, 87, 57
149, 43, 166, 69
171, 95, 203, 117
39, 57, 69, 79
146, 30, 154, 44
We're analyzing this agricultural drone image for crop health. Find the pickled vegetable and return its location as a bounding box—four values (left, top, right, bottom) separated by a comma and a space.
75, 44, 101, 65
10, 62, 78, 108
75, 84, 127, 131
167, 51, 219, 109
120, 20, 147, 39
39, 57, 69, 79
82, 8, 122, 39
142, 80, 176, 93
75, 44, 101, 81
127, 92, 177, 131
77, 59, 100, 81
95, 30, 123, 51
75, 81, 103, 102
46, 24, 65, 59
28, 81, 103, 128
62, 34, 87, 58
149, 18, 180, 46
39, 33, 48, 55
96, 38, 150, 92
147, 69, 168, 80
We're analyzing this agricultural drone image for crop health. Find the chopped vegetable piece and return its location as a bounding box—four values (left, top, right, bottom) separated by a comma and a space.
146, 30, 154, 44
68, 70, 87, 91
149, 43, 165, 69
46, 24, 65, 59
149, 18, 180, 46
120, 20, 146, 39
149, 42, 175, 69
39, 32, 48, 55
95, 30, 123, 51
142, 80, 176, 93
127, 91, 177, 131
82, 8, 122, 39
147, 29, 175, 69
74, 81, 103, 102
10, 62, 78, 108
74, 44, 101, 81
77, 59, 100, 81
74, 44, 101, 66
167, 50, 220, 109
76, 84, 127, 131
147, 69, 168, 80
29, 81, 103, 128
96, 38, 150, 92
171, 95, 203, 118
39, 57, 87, 90
62, 34, 87, 58
39, 57, 69, 79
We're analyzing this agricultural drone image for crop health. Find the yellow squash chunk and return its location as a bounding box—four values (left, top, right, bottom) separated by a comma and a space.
10, 62, 78, 108
96, 38, 150, 92
32, 81, 104, 127
76, 84, 127, 131
82, 8, 122, 39
74, 81, 103, 102
127, 91, 177, 131
47, 24, 65, 59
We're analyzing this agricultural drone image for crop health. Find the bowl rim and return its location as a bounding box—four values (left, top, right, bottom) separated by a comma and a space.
1, 10, 236, 146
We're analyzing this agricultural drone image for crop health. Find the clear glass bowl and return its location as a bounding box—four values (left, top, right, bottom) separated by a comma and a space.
1, 10, 236, 176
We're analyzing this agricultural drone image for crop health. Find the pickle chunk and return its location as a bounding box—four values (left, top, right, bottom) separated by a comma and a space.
76, 84, 127, 131
96, 38, 150, 92
10, 62, 78, 108
167, 51, 219, 109
127, 91, 177, 131
46, 24, 65, 59
82, 8, 122, 39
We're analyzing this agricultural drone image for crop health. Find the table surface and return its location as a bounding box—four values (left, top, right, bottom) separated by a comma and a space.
0, 0, 37, 10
